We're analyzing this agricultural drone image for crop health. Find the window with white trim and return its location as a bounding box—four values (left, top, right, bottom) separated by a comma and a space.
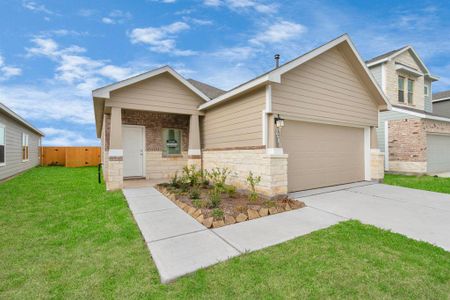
162, 128, 181, 155
22, 133, 29, 161
0, 124, 5, 166
407, 79, 414, 104
398, 76, 405, 103
424, 85, 429, 96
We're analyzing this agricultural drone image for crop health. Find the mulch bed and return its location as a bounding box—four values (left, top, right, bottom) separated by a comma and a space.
155, 184, 306, 228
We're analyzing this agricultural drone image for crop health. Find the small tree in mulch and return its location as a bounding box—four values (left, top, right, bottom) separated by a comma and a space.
246, 171, 261, 202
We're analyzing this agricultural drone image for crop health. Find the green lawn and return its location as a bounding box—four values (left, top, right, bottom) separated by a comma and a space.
1, 167, 449, 299
385, 173, 450, 194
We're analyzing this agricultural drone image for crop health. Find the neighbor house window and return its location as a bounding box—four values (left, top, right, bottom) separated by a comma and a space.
407, 79, 414, 104
163, 128, 181, 155
0, 124, 5, 166
22, 133, 29, 161
424, 85, 429, 96
398, 76, 405, 103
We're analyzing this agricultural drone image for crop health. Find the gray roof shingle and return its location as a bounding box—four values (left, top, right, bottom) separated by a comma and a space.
365, 46, 409, 64
433, 90, 450, 101
187, 79, 226, 99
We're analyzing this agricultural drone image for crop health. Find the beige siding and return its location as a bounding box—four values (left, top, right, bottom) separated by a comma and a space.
202, 87, 265, 149
384, 50, 425, 110
107, 73, 204, 115
0, 111, 41, 180
272, 47, 379, 127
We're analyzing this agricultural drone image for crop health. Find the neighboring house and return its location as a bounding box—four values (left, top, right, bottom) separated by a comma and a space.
93, 34, 389, 196
0, 103, 44, 181
432, 90, 450, 118
367, 46, 450, 174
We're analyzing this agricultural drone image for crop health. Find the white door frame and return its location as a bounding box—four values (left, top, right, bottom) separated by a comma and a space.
122, 125, 146, 178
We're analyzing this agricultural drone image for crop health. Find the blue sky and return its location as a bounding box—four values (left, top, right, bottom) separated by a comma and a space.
1, 0, 449, 145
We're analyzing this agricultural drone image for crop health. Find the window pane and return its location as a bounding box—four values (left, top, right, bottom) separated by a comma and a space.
0, 145, 4, 163
163, 128, 181, 155
408, 79, 413, 92
398, 90, 404, 102
398, 77, 404, 90
0, 127, 4, 145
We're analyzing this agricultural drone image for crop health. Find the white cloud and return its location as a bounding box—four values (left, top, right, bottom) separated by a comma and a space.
203, 0, 221, 6
101, 10, 132, 25
77, 9, 95, 17
0, 54, 22, 81
129, 22, 197, 56
183, 17, 213, 26
203, 0, 277, 13
212, 46, 256, 61
22, 0, 54, 14
40, 127, 99, 146
250, 21, 307, 45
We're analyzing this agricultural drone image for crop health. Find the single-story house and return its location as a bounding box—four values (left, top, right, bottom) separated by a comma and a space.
367, 46, 450, 174
93, 34, 389, 196
433, 90, 450, 118
0, 103, 44, 181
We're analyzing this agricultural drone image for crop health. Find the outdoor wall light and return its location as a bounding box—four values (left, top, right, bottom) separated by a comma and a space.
274, 114, 285, 128
274, 114, 285, 148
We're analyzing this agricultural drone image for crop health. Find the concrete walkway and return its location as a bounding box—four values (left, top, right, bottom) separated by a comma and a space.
123, 187, 344, 283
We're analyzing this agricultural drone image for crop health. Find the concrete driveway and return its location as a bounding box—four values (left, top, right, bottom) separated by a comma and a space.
295, 183, 450, 251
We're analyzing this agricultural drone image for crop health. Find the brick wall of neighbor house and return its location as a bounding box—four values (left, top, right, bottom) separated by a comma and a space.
202, 148, 288, 198
121, 109, 190, 179
388, 118, 427, 173
423, 119, 450, 134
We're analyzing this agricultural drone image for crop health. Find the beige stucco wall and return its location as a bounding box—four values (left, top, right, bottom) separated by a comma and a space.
202, 149, 288, 197
201, 87, 266, 149
107, 73, 204, 116
384, 50, 425, 110
272, 47, 379, 127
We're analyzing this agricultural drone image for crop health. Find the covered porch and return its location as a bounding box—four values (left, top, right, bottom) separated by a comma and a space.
103, 107, 202, 191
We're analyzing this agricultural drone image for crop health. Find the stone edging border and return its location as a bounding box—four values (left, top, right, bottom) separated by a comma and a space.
156, 186, 306, 229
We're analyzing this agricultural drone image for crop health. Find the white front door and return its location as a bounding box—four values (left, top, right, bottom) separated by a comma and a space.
123, 125, 144, 177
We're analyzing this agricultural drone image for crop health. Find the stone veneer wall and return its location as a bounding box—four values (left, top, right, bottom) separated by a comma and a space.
388, 118, 450, 173
370, 149, 384, 181
146, 151, 188, 179
105, 157, 123, 190
202, 148, 288, 197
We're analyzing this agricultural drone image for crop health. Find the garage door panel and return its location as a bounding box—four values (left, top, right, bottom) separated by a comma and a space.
427, 134, 450, 173
282, 120, 365, 192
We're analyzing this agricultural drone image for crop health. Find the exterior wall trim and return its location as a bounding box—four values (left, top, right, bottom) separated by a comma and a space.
108, 149, 123, 157
203, 145, 265, 151
364, 127, 371, 180
381, 63, 386, 92
392, 106, 450, 122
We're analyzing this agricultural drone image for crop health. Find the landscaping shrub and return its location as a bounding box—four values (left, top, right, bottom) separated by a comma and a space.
192, 198, 203, 208
208, 188, 221, 208
225, 185, 237, 198
189, 187, 201, 200
182, 165, 202, 187
246, 171, 261, 201
212, 208, 224, 220
208, 167, 231, 192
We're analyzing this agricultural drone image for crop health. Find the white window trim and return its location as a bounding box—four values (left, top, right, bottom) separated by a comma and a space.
22, 133, 29, 162
0, 123, 5, 167
398, 75, 405, 103
424, 85, 429, 96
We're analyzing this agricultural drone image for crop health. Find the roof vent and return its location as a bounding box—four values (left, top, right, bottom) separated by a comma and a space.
274, 54, 280, 68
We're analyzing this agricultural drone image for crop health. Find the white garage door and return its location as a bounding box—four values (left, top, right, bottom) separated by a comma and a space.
427, 134, 450, 173
282, 120, 366, 192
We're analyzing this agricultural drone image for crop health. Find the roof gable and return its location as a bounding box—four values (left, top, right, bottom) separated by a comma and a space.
199, 34, 391, 110
92, 66, 211, 101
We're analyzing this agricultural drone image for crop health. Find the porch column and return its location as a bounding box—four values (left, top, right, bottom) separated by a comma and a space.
188, 114, 202, 168
370, 126, 384, 182
106, 106, 123, 191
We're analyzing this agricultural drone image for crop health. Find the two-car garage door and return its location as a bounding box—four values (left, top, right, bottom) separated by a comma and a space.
282, 120, 366, 192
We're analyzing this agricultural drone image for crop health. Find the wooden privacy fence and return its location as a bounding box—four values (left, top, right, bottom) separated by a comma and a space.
41, 147, 101, 167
